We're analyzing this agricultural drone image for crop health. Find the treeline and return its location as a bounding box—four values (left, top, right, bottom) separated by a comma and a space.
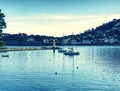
75, 19, 120, 45
3, 33, 54, 46
3, 18, 120, 46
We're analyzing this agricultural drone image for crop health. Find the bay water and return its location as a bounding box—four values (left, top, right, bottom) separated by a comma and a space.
0, 46, 120, 91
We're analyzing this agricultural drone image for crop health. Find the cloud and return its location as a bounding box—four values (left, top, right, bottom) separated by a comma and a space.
4, 14, 120, 37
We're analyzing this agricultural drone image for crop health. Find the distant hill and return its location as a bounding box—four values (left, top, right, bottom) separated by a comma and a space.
2, 19, 120, 46
2, 33, 54, 46
73, 19, 120, 45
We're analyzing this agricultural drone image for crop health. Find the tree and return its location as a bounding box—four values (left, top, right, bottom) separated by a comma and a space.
0, 9, 6, 47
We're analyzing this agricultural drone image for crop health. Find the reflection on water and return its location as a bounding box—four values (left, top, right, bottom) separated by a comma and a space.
0, 46, 120, 90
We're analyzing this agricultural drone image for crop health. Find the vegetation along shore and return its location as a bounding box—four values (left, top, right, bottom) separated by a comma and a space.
0, 46, 59, 52
2, 19, 120, 46
1, 9, 120, 48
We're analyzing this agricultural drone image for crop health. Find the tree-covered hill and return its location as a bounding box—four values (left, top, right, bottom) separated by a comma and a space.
3, 19, 120, 46
3, 33, 54, 46
75, 19, 120, 45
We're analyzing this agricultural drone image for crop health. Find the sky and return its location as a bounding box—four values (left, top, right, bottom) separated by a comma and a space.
0, 0, 120, 37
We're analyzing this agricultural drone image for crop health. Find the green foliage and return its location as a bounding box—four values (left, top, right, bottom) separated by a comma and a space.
0, 9, 6, 47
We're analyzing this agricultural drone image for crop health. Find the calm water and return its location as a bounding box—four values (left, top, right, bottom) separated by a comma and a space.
0, 46, 120, 91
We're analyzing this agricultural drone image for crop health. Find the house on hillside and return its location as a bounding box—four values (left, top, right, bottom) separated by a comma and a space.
71, 39, 79, 45
81, 40, 91, 44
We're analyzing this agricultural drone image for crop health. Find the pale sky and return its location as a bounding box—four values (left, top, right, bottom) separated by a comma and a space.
1, 0, 120, 37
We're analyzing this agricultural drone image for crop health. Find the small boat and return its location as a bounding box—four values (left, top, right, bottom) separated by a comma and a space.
64, 50, 79, 56
1, 55, 9, 57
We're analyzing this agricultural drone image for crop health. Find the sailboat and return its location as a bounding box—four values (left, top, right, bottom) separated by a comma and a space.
58, 34, 67, 53
64, 48, 79, 55
64, 33, 80, 56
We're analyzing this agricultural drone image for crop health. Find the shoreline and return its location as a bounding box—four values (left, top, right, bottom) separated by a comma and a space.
0, 46, 59, 52
0, 45, 120, 52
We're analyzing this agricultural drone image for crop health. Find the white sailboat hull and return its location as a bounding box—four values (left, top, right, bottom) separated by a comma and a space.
64, 51, 79, 55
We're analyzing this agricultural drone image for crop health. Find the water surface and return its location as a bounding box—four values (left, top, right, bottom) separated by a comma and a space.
0, 46, 120, 91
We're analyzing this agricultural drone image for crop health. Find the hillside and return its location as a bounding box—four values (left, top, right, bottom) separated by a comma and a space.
2, 19, 120, 46
70, 19, 120, 45
80, 19, 120, 45
2, 33, 54, 46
